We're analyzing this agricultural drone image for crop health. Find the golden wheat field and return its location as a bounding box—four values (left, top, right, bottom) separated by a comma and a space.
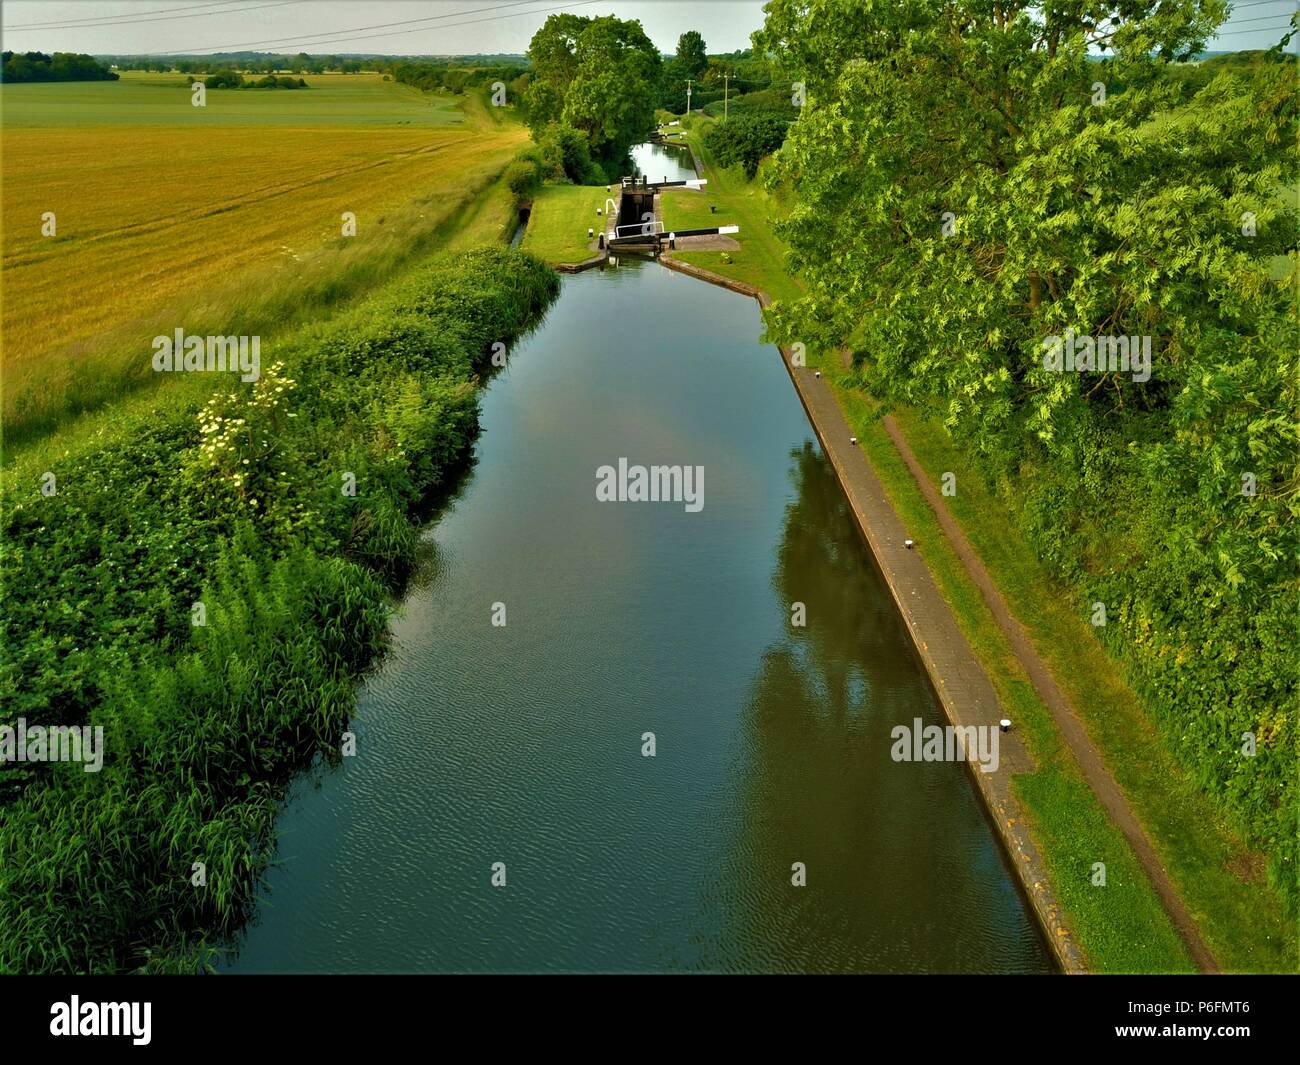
0, 73, 526, 439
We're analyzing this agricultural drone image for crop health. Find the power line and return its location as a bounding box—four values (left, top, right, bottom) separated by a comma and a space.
1214, 21, 1295, 33
6, 1, 303, 33
6, 1, 245, 31
1216, 12, 1300, 24
170, 0, 567, 54
175, 0, 600, 55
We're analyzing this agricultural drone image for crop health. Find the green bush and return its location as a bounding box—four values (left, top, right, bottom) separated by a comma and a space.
196, 70, 243, 89
248, 74, 306, 89
504, 157, 544, 203
533, 122, 603, 184
703, 113, 790, 177
701, 88, 793, 118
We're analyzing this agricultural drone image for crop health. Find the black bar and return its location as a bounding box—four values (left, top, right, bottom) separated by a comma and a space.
3, 973, 1296, 1052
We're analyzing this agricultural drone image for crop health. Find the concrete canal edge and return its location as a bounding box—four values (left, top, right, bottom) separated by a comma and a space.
554, 254, 608, 274
659, 254, 1089, 974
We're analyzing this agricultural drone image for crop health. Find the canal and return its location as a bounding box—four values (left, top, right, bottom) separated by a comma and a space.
225, 253, 1053, 974
632, 139, 698, 184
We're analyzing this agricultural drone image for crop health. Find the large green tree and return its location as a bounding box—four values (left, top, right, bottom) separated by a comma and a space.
524, 14, 662, 161
757, 1, 1298, 906
676, 30, 708, 76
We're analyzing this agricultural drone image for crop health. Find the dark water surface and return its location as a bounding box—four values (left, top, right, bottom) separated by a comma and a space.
226, 257, 1053, 973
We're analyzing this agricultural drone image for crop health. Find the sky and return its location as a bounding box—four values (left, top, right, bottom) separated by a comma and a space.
0, 0, 1294, 57
0, 1, 771, 56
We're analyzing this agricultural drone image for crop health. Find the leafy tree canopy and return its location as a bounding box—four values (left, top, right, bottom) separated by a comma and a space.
1, 51, 117, 82
524, 13, 662, 162
756, 0, 1298, 909
677, 30, 708, 76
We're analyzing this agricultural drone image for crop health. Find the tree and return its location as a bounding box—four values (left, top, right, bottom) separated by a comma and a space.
703, 113, 789, 176
524, 14, 661, 163
2, 50, 117, 82
757, 0, 1298, 909
676, 30, 707, 77
657, 58, 689, 112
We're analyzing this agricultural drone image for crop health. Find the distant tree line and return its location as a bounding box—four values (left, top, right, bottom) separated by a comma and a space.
108, 53, 371, 74
100, 52, 531, 77
192, 72, 307, 89
1, 51, 117, 82
384, 59, 527, 96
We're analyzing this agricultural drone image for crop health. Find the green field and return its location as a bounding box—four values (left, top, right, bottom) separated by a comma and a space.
0, 71, 465, 127
660, 127, 801, 302
1, 74, 526, 446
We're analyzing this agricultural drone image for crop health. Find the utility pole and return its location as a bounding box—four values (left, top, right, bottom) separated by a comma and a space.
723, 71, 730, 122
685, 78, 692, 114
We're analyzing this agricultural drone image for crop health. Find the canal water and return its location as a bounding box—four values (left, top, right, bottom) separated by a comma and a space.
632, 139, 697, 184
226, 256, 1053, 974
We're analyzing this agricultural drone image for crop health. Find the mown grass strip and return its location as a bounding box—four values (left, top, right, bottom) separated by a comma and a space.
519, 182, 609, 265
889, 405, 1295, 972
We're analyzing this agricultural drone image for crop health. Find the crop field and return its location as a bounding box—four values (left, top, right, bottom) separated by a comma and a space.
0, 73, 525, 443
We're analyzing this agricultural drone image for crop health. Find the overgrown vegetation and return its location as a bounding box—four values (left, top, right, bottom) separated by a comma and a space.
0, 248, 559, 972
388, 59, 526, 97
529, 121, 606, 184
757, 1, 1299, 913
